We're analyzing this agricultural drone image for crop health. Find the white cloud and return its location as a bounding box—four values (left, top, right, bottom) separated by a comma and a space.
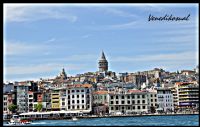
110, 21, 137, 29
111, 51, 197, 62
4, 41, 41, 56
4, 63, 90, 75
4, 4, 77, 23
99, 7, 137, 18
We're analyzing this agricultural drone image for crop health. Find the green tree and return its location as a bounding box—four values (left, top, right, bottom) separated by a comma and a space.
8, 104, 17, 114
34, 103, 43, 112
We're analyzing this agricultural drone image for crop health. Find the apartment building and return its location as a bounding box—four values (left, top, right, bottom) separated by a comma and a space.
51, 89, 60, 111
3, 93, 15, 114
156, 88, 174, 112
65, 84, 92, 111
15, 81, 38, 113
92, 90, 109, 115
108, 89, 149, 114
175, 82, 199, 109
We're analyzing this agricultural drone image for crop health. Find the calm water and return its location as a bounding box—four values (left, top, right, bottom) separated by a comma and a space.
4, 115, 199, 126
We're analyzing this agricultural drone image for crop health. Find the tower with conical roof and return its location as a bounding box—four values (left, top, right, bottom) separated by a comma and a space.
98, 51, 108, 72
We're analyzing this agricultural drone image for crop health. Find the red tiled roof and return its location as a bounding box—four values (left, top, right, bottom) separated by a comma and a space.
127, 90, 143, 93
93, 91, 108, 95
175, 82, 194, 86
68, 84, 92, 88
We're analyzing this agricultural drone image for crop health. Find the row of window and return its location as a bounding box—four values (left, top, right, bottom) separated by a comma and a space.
68, 89, 90, 93
110, 100, 147, 104
110, 105, 146, 110
67, 105, 90, 110
110, 95, 146, 99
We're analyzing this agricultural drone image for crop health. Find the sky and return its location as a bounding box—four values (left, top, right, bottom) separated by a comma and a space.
3, 3, 199, 82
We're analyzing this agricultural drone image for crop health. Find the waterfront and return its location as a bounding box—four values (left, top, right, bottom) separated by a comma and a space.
3, 114, 199, 126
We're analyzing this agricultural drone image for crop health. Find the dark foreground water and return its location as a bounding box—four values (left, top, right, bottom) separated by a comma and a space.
4, 115, 199, 126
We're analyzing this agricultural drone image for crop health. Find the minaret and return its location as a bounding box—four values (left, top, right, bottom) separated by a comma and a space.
98, 51, 108, 72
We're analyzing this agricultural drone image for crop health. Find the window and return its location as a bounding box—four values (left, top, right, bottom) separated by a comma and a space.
62, 98, 65, 101
62, 102, 65, 105
72, 95, 74, 98
77, 95, 79, 98
127, 100, 130, 104
155, 99, 157, 102
116, 107, 119, 110
132, 100, 135, 104
121, 101, 125, 104
155, 94, 157, 97
116, 101, 119, 104
68, 90, 70, 94
132, 95, 135, 98
138, 106, 140, 109
72, 100, 74, 103
72, 90, 75, 93
82, 105, 84, 109
81, 90, 84, 92
151, 99, 153, 102
82, 100, 84, 103
132, 106, 135, 109
121, 95, 124, 99
77, 100, 79, 103
111, 107, 114, 110
127, 95, 130, 99
111, 96, 114, 99
142, 100, 145, 104
137, 100, 140, 104
110, 101, 113, 104
72, 106, 75, 109
143, 106, 146, 109
137, 95, 140, 98
82, 95, 84, 98
77, 105, 79, 109
142, 95, 145, 98
77, 90, 80, 93
151, 104, 153, 106
116, 96, 118, 99
151, 94, 153, 97
68, 96, 70, 99
128, 106, 131, 110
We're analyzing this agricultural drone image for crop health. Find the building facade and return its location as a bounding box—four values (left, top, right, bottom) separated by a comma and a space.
156, 88, 174, 112
108, 89, 149, 114
175, 82, 199, 110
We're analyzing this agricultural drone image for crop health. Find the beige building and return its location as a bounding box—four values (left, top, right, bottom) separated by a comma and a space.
108, 89, 149, 114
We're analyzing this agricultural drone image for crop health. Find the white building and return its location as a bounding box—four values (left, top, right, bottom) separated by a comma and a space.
156, 88, 174, 112
60, 84, 93, 113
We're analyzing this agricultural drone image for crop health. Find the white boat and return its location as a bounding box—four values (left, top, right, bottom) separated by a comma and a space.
72, 117, 78, 121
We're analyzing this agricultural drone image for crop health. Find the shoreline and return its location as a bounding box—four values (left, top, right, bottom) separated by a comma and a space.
3, 113, 199, 121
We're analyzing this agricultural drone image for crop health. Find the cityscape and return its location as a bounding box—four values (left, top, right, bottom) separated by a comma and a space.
3, 3, 199, 126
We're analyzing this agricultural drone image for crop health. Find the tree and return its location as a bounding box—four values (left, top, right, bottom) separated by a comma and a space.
8, 104, 17, 114
34, 103, 43, 112
150, 106, 156, 113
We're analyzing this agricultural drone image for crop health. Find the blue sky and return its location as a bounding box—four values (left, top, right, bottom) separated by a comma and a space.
3, 4, 199, 82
